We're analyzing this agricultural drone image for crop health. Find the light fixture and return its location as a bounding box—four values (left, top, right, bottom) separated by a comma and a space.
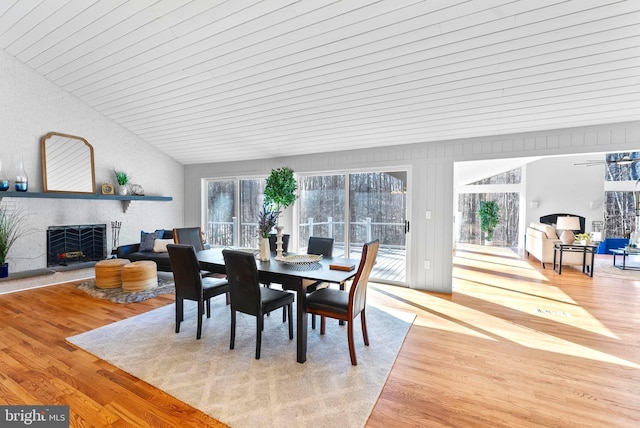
530, 200, 539, 209
556, 216, 581, 244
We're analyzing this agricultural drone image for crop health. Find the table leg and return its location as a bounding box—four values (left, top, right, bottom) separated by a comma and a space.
558, 248, 563, 274
295, 286, 307, 363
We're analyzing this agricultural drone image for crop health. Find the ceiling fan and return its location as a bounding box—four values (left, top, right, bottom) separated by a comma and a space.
574, 154, 640, 166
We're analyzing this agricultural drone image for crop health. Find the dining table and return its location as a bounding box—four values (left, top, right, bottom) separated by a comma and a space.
196, 248, 360, 363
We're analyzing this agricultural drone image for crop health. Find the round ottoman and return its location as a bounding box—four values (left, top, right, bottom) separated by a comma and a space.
121, 261, 158, 292
95, 258, 131, 289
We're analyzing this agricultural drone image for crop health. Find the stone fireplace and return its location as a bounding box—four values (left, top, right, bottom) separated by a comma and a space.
46, 224, 107, 267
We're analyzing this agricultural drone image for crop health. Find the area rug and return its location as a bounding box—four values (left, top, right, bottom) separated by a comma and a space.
591, 259, 640, 280
76, 277, 175, 303
67, 298, 414, 427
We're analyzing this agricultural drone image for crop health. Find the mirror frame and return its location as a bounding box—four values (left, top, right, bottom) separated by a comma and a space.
41, 132, 96, 194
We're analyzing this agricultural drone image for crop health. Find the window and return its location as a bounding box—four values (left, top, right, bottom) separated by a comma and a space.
456, 168, 521, 247
204, 178, 265, 248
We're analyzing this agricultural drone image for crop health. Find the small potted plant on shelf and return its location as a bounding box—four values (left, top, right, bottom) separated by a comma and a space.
478, 200, 499, 245
0, 205, 29, 278
114, 169, 130, 195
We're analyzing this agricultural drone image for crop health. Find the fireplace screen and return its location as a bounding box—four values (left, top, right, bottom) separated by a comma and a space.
47, 224, 107, 267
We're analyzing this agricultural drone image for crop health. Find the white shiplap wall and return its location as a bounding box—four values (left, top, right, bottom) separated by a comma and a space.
0, 49, 184, 275
184, 120, 640, 292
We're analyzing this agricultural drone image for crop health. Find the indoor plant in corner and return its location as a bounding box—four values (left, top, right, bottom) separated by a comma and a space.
478, 200, 499, 246
0, 204, 29, 278
263, 166, 297, 260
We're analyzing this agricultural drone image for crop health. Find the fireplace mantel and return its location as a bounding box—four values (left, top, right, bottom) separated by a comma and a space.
0, 192, 172, 213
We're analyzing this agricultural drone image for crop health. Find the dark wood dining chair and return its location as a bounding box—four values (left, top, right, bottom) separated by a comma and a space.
173, 227, 208, 251
222, 249, 294, 359
306, 239, 379, 365
174, 227, 221, 278
167, 244, 229, 339
268, 233, 289, 253
296, 236, 335, 328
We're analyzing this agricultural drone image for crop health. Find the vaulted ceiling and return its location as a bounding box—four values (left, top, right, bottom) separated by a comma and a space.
1, 0, 638, 165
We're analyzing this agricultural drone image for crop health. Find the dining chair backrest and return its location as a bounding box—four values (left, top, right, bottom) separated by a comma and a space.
307, 237, 333, 257
167, 244, 203, 301
173, 227, 205, 251
269, 233, 289, 253
350, 240, 379, 317
222, 249, 262, 316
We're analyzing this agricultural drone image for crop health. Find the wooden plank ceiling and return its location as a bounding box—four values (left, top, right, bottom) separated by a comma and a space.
0, 0, 638, 165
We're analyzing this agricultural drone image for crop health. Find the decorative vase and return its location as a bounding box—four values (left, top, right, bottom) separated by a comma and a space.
14, 157, 28, 192
275, 225, 285, 260
118, 184, 128, 195
258, 237, 270, 262
0, 263, 8, 278
0, 159, 9, 191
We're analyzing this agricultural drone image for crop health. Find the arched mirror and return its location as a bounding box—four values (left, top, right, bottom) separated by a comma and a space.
41, 132, 96, 194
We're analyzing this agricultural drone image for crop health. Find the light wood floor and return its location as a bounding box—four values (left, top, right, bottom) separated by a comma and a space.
1, 246, 638, 427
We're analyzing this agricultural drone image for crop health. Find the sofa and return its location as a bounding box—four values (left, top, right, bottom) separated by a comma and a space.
116, 229, 174, 272
525, 222, 585, 268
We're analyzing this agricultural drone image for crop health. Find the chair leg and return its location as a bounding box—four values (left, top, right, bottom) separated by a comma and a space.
312, 314, 316, 329
196, 300, 204, 340
320, 316, 326, 335
287, 304, 293, 339
230, 310, 236, 350
175, 298, 183, 333
256, 316, 263, 359
206, 297, 211, 318
282, 307, 286, 322
347, 320, 357, 365
361, 310, 369, 346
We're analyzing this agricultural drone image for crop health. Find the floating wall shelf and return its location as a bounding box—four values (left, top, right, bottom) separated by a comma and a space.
0, 192, 172, 213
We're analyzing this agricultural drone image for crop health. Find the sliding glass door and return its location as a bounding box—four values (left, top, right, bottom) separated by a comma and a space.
349, 172, 408, 283
298, 170, 408, 285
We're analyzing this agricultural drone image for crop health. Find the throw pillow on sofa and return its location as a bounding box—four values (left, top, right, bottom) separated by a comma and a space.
140, 229, 164, 252
152, 238, 173, 253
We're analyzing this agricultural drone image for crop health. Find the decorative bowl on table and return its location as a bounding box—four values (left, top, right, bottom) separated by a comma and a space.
281, 254, 323, 265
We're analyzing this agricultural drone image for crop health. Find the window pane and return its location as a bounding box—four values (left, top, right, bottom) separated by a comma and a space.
604, 191, 636, 238
298, 175, 345, 255
205, 180, 235, 246
348, 172, 407, 283
239, 178, 265, 248
457, 193, 520, 246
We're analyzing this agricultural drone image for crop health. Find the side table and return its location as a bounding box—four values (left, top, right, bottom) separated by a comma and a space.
553, 243, 597, 276
609, 247, 640, 270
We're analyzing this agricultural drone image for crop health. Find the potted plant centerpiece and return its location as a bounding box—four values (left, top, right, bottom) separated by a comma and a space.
0, 204, 29, 278
478, 200, 499, 245
263, 167, 297, 259
114, 169, 130, 195
257, 204, 279, 261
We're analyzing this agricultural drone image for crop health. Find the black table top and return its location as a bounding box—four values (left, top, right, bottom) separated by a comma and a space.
196, 248, 359, 285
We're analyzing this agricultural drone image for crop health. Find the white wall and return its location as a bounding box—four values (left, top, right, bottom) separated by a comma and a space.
525, 154, 606, 230
185, 121, 640, 293
0, 50, 184, 274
